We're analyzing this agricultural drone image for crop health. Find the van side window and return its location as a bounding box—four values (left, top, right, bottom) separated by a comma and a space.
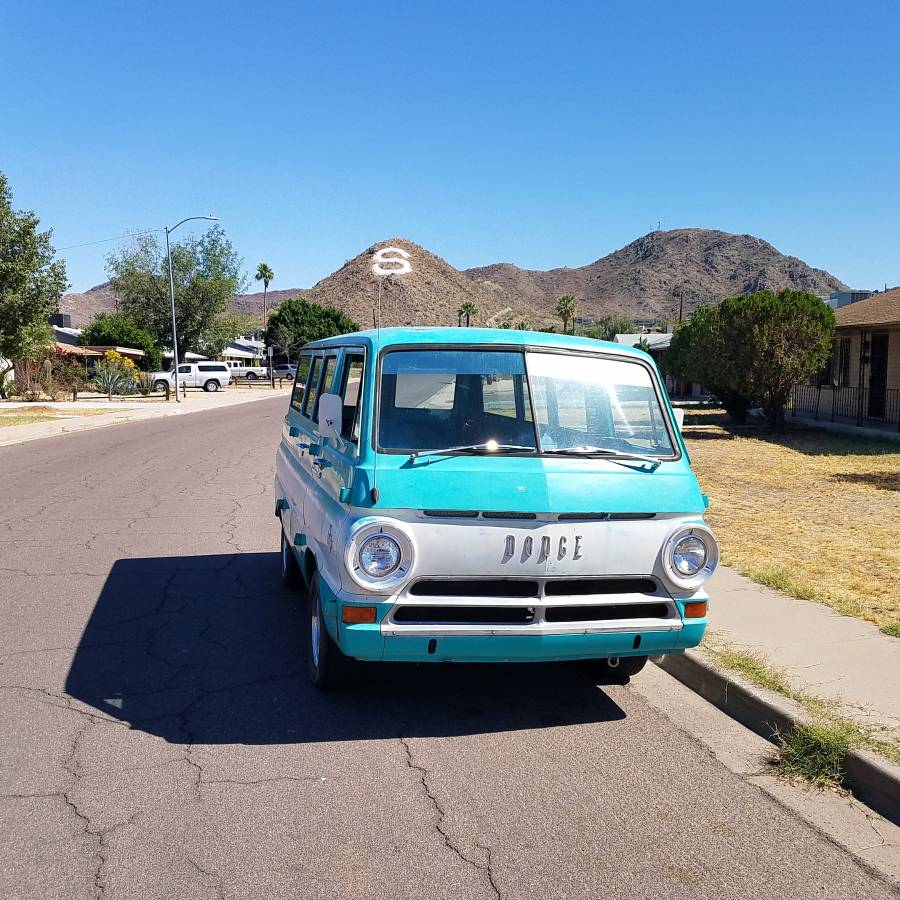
313, 354, 337, 421
302, 356, 321, 418
338, 352, 366, 444
291, 355, 312, 413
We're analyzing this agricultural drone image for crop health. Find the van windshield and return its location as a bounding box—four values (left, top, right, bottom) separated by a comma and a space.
378, 349, 675, 457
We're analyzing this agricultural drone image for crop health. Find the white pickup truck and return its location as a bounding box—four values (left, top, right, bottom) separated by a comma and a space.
225, 360, 269, 380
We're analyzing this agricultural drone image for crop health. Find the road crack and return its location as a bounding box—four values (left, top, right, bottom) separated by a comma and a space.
398, 735, 500, 899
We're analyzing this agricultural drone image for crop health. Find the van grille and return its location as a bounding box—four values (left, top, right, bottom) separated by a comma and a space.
393, 606, 536, 625
410, 579, 540, 598
544, 577, 658, 596
544, 603, 670, 623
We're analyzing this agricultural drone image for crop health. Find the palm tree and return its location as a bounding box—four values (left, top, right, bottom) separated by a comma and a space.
255, 262, 275, 326
555, 294, 577, 334
458, 300, 478, 327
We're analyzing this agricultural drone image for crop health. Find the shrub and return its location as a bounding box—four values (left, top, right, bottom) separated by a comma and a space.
92, 350, 137, 400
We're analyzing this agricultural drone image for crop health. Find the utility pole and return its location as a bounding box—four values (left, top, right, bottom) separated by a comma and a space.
164, 215, 219, 402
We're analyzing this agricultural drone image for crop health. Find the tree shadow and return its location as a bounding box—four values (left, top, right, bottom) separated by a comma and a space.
831, 471, 900, 492
64, 553, 626, 745
684, 423, 899, 457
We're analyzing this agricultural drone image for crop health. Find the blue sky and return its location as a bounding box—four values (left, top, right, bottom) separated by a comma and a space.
2, 0, 898, 293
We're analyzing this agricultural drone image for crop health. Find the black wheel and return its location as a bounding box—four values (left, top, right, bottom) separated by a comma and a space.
594, 655, 648, 679
204, 380, 219, 392
153, 380, 168, 393
307, 573, 358, 690
280, 528, 303, 589
246, 371, 257, 380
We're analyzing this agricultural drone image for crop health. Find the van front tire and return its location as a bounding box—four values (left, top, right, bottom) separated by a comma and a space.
307, 574, 358, 690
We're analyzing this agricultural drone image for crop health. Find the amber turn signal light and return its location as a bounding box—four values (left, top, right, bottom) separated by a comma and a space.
342, 605, 377, 625
683, 601, 707, 619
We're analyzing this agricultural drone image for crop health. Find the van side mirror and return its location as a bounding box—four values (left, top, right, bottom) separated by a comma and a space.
318, 393, 342, 441
673, 408, 684, 429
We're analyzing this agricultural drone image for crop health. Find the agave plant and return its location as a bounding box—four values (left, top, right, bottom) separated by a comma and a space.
91, 362, 134, 401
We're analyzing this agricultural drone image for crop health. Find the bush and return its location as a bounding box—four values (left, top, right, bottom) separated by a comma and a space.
664, 290, 834, 431
91, 350, 138, 400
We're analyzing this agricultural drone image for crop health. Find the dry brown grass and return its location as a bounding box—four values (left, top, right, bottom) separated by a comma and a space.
0, 406, 113, 427
683, 413, 900, 633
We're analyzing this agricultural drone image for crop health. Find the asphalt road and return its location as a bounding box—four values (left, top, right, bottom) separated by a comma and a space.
0, 398, 892, 899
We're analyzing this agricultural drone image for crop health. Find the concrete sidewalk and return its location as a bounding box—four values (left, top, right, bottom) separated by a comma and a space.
707, 567, 900, 736
0, 387, 290, 447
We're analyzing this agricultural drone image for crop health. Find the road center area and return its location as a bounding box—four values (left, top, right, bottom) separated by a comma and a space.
0, 397, 895, 898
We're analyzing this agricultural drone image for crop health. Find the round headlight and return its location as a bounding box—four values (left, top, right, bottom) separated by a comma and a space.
672, 535, 707, 576
358, 535, 401, 578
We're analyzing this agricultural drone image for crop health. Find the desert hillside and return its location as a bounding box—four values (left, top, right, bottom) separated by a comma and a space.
59, 229, 846, 328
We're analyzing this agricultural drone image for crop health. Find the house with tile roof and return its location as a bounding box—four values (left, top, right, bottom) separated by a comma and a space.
792, 288, 900, 431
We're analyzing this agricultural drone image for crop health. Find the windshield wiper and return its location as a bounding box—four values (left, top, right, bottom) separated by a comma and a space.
542, 445, 662, 471
407, 442, 535, 462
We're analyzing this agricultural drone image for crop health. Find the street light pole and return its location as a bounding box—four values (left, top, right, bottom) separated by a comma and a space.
164, 215, 219, 402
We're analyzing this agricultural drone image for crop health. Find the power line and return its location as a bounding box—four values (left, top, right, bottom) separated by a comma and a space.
56, 227, 163, 251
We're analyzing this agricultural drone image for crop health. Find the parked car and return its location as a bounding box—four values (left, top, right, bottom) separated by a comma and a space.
151, 362, 232, 393
274, 327, 718, 689
225, 360, 269, 380
271, 363, 297, 379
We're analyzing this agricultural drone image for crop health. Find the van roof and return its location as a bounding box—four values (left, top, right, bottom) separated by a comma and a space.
304, 327, 647, 358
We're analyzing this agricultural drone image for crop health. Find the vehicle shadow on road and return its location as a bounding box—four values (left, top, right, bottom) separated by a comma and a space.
65, 553, 627, 745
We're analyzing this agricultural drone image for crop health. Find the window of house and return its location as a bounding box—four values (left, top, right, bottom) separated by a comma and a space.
837, 336, 851, 387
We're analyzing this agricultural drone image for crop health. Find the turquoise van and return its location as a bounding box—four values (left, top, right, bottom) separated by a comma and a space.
275, 328, 718, 688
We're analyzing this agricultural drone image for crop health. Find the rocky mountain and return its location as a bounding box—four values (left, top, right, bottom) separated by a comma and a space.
59, 229, 846, 328
465, 229, 847, 322
301, 238, 514, 328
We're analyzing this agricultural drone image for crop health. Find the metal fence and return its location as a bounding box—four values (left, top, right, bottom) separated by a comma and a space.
790, 384, 900, 432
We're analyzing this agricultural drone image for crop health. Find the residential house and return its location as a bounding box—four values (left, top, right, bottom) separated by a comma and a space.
792, 288, 900, 431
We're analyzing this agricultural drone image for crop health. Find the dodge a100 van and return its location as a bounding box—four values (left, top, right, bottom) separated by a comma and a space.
275, 328, 717, 688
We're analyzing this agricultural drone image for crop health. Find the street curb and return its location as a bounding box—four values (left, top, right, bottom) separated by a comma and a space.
0, 389, 290, 448
655, 650, 900, 825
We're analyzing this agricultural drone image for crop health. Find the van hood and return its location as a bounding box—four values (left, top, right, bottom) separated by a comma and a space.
358, 455, 704, 515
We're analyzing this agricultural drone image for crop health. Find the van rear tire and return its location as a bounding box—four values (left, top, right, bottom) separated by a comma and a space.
204, 380, 219, 392
153, 380, 168, 393
307, 574, 358, 690
246, 371, 257, 380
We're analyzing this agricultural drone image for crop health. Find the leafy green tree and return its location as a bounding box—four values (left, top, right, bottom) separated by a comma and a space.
196, 311, 257, 360
634, 336, 652, 353
555, 294, 577, 333
106, 225, 247, 362
582, 314, 637, 342
664, 304, 755, 425
264, 297, 357, 359
737, 289, 835, 430
458, 300, 478, 327
255, 262, 274, 324
0, 171, 68, 397
665, 290, 835, 431
79, 311, 162, 370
